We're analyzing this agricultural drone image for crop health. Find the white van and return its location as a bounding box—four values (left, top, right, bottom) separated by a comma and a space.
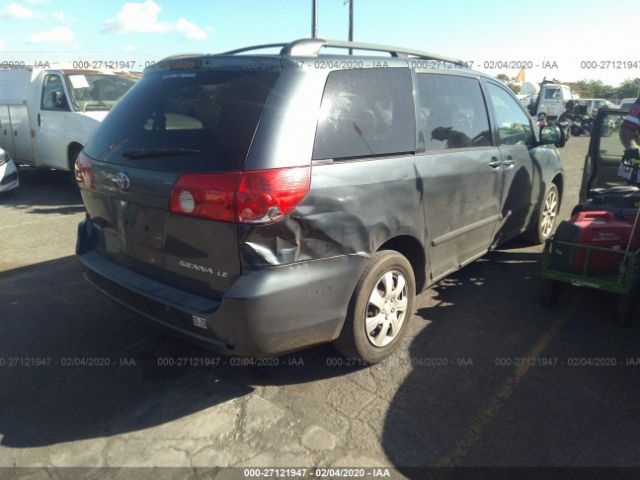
0, 66, 137, 176
536, 83, 573, 119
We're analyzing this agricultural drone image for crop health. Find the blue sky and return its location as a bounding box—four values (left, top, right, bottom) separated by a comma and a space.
0, 0, 636, 85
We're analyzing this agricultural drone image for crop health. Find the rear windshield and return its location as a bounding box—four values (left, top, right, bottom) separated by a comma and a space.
84, 70, 279, 172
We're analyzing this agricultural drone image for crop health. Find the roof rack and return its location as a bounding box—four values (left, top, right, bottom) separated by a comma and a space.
222, 43, 289, 55
220, 38, 466, 66
155, 53, 205, 63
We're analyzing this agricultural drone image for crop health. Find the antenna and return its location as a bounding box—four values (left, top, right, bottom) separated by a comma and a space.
311, 0, 318, 39
344, 0, 354, 54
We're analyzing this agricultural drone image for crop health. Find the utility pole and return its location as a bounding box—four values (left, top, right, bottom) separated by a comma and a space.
348, 0, 353, 54
311, 0, 318, 39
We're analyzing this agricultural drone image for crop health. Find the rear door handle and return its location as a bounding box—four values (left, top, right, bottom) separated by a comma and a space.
503, 157, 515, 167
37, 113, 41, 127
489, 158, 502, 168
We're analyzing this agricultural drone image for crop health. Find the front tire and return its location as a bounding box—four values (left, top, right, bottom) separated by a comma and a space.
68, 145, 83, 189
333, 250, 415, 364
524, 183, 560, 245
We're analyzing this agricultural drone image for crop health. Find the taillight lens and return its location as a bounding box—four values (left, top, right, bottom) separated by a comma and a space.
170, 173, 241, 222
169, 166, 311, 224
74, 151, 94, 190
237, 167, 310, 223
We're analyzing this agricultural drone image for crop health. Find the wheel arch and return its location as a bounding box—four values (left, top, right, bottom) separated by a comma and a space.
67, 142, 84, 171
551, 172, 563, 207
376, 235, 427, 293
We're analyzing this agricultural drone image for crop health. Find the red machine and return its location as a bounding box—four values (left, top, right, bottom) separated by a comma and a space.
555, 211, 640, 272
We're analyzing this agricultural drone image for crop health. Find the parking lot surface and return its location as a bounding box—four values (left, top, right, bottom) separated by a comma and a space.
1, 137, 639, 474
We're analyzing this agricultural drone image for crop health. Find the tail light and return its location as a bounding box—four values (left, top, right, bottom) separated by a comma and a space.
169, 166, 311, 224
74, 151, 95, 190
170, 172, 241, 223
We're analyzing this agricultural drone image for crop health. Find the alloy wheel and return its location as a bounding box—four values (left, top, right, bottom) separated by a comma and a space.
364, 270, 408, 348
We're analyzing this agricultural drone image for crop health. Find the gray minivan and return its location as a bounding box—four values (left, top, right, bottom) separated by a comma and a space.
75, 39, 565, 363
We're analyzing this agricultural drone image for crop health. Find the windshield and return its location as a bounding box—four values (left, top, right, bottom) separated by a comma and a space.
64, 73, 137, 111
544, 88, 561, 100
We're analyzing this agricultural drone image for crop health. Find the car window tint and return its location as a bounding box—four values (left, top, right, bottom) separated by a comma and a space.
41, 74, 68, 111
312, 68, 415, 160
84, 70, 279, 172
415, 73, 491, 151
487, 83, 534, 146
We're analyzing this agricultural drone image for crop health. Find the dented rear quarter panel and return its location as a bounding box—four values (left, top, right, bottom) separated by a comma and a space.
240, 62, 427, 277
238, 156, 426, 270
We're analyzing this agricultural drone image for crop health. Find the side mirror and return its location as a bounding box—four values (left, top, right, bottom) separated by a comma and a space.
540, 125, 565, 148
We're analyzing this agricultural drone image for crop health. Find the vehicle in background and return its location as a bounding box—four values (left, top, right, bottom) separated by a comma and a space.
517, 93, 537, 112
578, 98, 617, 117
570, 114, 585, 137
0, 66, 137, 180
0, 147, 19, 194
75, 39, 565, 363
518, 81, 539, 115
618, 98, 637, 110
535, 82, 573, 120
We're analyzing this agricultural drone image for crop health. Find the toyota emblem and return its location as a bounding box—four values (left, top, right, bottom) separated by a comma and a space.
115, 172, 131, 191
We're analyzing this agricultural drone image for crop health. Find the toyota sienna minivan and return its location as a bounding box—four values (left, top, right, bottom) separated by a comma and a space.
75, 39, 565, 363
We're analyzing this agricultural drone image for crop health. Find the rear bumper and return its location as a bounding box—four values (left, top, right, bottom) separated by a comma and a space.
76, 223, 365, 356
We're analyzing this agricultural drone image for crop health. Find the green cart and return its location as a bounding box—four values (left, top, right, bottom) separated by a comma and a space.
540, 237, 640, 324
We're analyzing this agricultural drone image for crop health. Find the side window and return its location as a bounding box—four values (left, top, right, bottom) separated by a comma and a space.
487, 83, 534, 146
41, 74, 69, 111
415, 74, 491, 151
312, 68, 415, 160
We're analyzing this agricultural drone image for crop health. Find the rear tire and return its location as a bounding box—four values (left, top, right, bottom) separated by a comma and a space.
524, 183, 560, 245
333, 250, 415, 364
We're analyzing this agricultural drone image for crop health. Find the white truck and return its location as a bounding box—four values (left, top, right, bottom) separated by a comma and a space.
535, 83, 574, 120
0, 66, 137, 176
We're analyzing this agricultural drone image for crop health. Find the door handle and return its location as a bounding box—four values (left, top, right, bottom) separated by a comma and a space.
503, 157, 515, 167
489, 158, 502, 168
14, 130, 17, 137
37, 113, 41, 127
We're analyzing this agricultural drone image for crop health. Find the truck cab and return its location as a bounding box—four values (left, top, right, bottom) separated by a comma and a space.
535, 83, 573, 120
0, 67, 137, 173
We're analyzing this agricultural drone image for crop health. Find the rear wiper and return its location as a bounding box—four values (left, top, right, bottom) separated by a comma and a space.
121, 148, 201, 159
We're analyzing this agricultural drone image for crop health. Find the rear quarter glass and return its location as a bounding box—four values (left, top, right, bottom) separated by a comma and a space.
83, 70, 280, 173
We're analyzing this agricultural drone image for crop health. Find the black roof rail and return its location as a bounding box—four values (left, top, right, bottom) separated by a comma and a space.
218, 38, 466, 66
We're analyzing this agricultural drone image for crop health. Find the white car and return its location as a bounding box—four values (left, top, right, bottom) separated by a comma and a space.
0, 147, 19, 194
